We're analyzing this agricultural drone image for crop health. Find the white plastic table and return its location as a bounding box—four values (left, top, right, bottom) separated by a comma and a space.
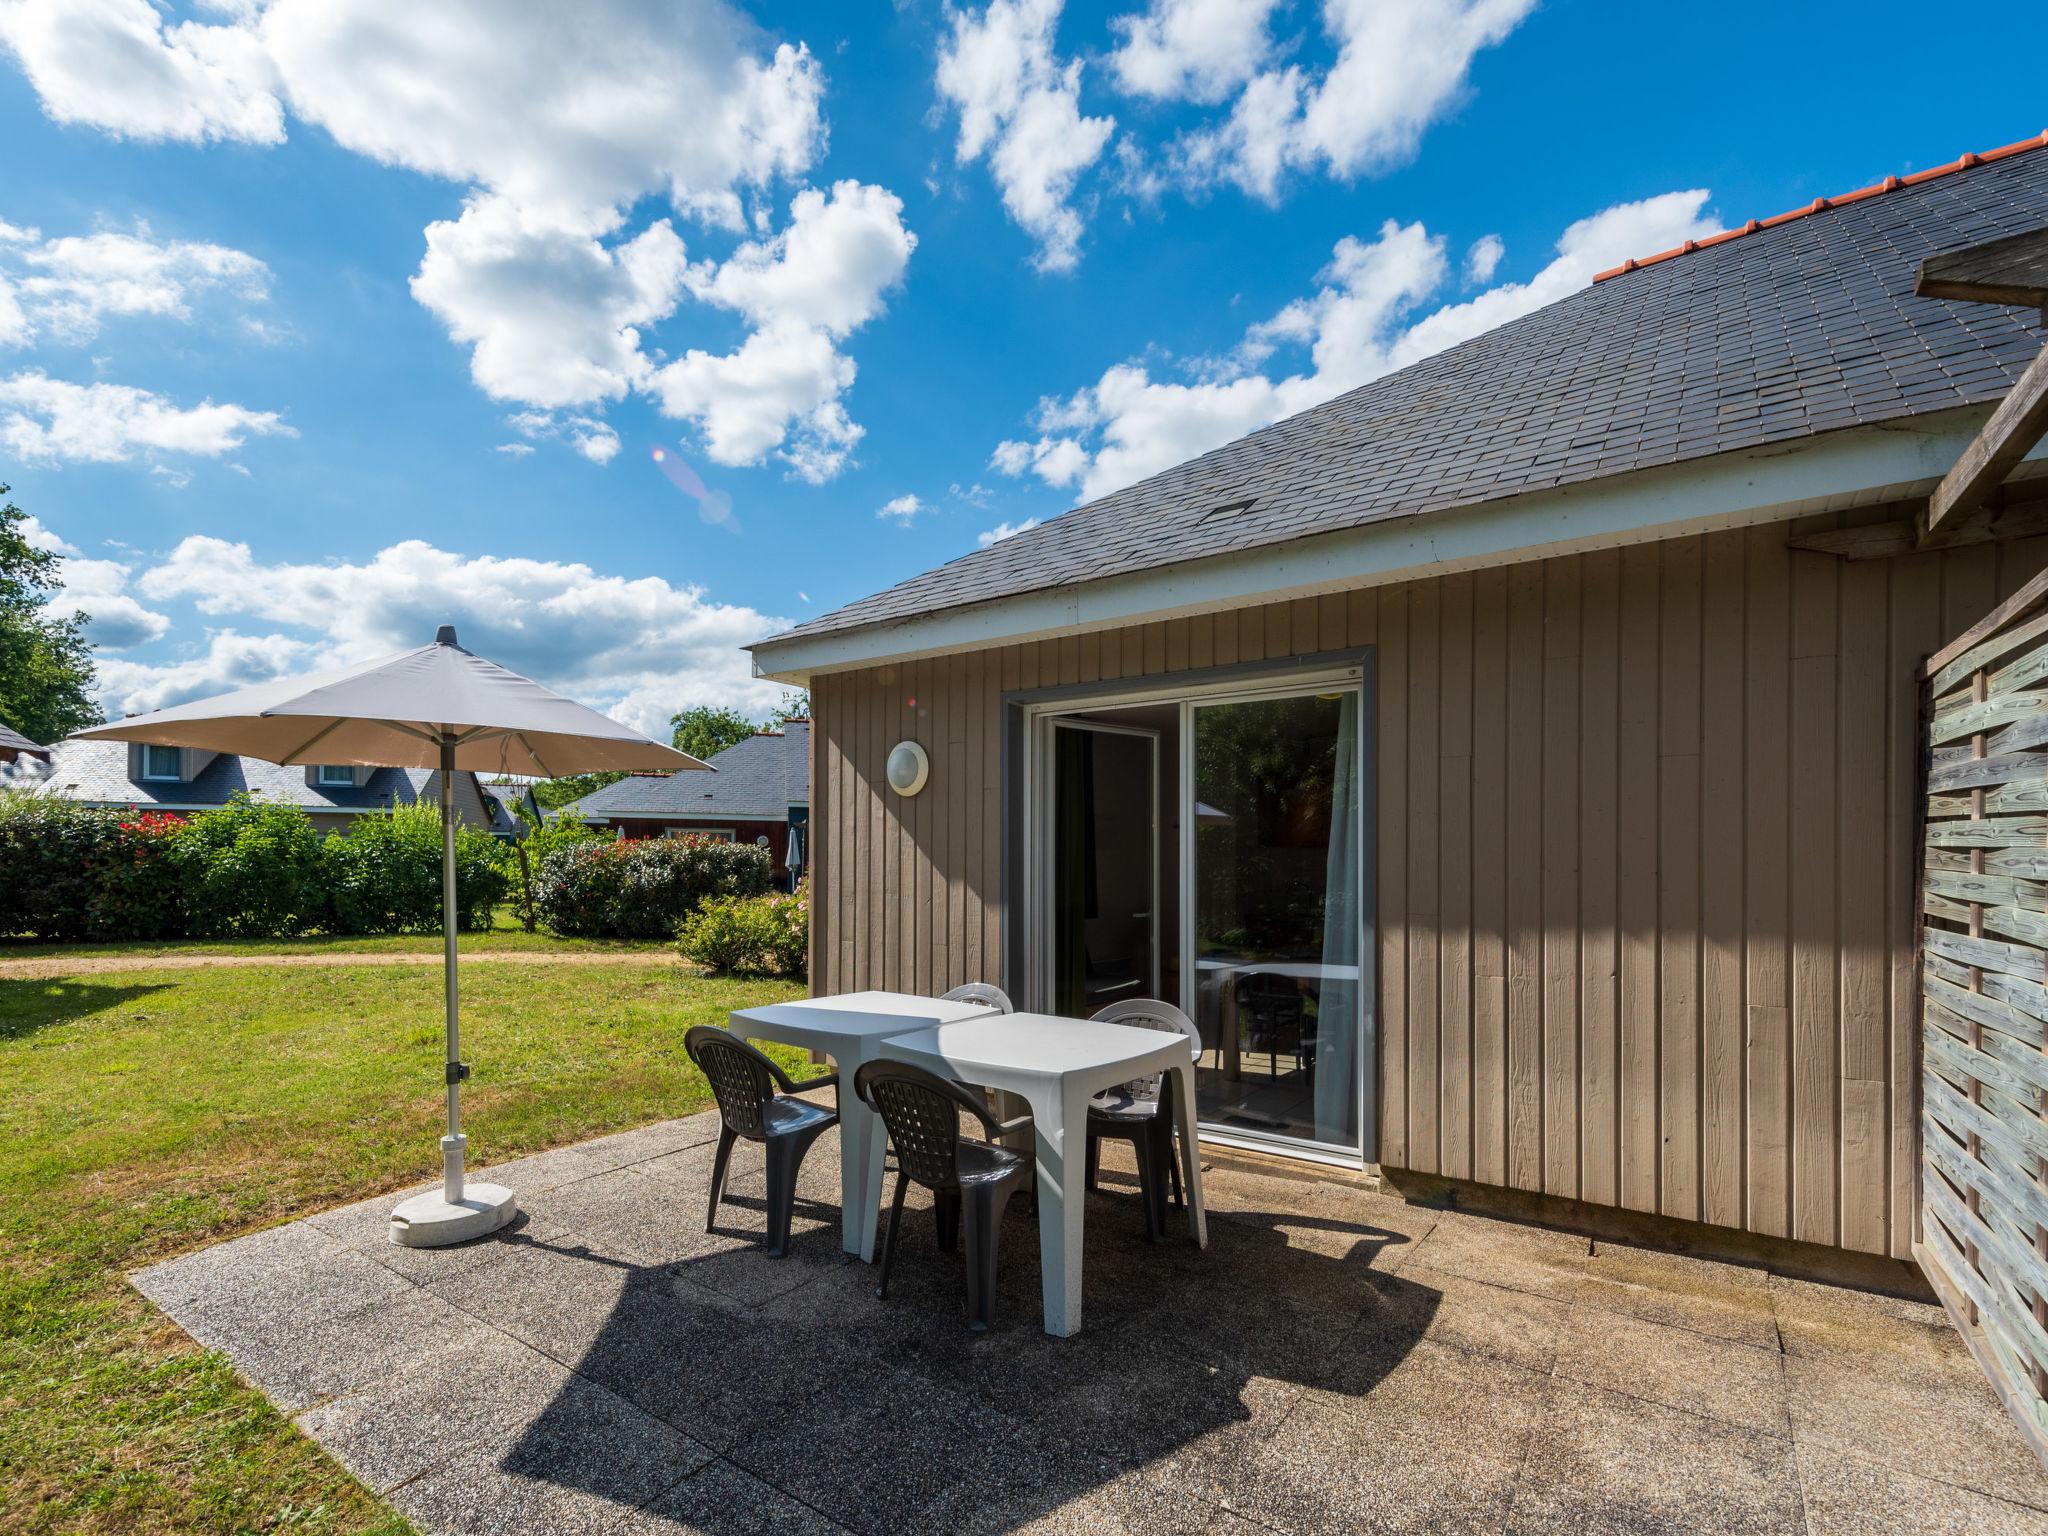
726, 991, 995, 1262
880, 1013, 1208, 1336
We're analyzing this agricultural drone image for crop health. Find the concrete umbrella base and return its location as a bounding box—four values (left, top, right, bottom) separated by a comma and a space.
388, 1182, 518, 1248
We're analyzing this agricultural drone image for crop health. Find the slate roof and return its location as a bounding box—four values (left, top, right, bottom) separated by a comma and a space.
761, 139, 2048, 651
479, 780, 542, 832
0, 721, 46, 755
565, 721, 809, 821
33, 740, 434, 815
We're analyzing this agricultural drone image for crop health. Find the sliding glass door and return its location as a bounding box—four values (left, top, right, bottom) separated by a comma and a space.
1029, 667, 1371, 1162
1188, 691, 1363, 1152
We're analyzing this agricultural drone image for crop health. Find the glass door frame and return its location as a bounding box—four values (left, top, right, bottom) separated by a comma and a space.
1042, 716, 1163, 1010
1019, 660, 1375, 1168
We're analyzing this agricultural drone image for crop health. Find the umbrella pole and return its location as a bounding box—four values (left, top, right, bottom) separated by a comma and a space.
440, 738, 465, 1204
387, 735, 517, 1246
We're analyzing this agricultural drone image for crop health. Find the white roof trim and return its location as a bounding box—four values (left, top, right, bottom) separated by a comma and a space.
753, 405, 2038, 684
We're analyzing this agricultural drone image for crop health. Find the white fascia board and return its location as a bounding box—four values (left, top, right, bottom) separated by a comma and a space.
753, 406, 2041, 684
585, 808, 782, 822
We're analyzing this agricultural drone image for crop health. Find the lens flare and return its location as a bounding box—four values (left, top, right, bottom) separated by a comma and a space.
647, 445, 738, 533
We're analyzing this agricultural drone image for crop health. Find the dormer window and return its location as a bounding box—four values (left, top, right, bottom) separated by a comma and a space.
140, 744, 181, 781
314, 764, 356, 787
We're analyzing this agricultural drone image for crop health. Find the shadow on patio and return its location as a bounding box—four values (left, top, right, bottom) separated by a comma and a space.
496, 1160, 1436, 1535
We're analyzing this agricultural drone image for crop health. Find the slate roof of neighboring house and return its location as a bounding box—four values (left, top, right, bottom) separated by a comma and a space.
761, 135, 2048, 649
33, 739, 434, 814
566, 721, 809, 821
480, 780, 541, 833
0, 721, 46, 755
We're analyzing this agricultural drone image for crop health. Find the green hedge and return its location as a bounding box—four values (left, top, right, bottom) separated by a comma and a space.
0, 791, 511, 941
323, 800, 508, 935
533, 835, 771, 940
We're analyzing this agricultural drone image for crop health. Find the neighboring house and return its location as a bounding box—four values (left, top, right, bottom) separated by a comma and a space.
479, 780, 542, 837
31, 738, 510, 836
748, 132, 2048, 1305
563, 720, 809, 881
0, 720, 50, 767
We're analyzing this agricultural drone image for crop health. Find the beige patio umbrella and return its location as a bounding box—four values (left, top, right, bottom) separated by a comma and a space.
75, 625, 708, 1246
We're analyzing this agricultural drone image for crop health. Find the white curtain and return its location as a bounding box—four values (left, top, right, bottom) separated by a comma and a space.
1314, 690, 1361, 1146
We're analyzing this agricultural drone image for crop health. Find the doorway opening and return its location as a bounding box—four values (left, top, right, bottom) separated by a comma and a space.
1025, 665, 1373, 1164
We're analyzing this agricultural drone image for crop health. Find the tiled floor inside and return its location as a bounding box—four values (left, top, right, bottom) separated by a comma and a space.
134, 1110, 2048, 1534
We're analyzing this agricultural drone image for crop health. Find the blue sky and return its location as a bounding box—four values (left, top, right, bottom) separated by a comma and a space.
0, 0, 2039, 738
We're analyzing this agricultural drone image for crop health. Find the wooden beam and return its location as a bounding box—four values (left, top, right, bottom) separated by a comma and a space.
1788, 488, 2048, 560
1918, 228, 2048, 311
1923, 565, 2048, 680
1926, 342, 2048, 537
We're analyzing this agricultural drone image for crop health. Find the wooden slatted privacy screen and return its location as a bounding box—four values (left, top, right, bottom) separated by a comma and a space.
1920, 564, 2048, 1465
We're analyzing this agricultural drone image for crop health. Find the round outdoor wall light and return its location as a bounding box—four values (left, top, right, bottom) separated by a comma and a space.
887, 740, 930, 797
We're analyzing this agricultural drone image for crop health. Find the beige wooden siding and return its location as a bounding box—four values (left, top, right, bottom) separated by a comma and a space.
808, 518, 2048, 1259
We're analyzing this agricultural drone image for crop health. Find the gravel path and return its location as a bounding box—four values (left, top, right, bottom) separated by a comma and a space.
0, 949, 676, 980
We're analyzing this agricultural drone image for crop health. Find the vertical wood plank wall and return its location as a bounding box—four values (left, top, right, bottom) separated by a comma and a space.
808, 521, 2048, 1260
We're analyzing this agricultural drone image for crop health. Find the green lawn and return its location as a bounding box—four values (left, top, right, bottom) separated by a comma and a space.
0, 908, 667, 964
0, 956, 807, 1534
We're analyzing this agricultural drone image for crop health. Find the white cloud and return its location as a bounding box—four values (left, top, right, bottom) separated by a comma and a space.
1170, 0, 1535, 201
129, 535, 787, 734
1107, 0, 1281, 104
0, 0, 905, 480
502, 409, 624, 465
0, 0, 283, 145
936, 0, 1115, 271
0, 221, 270, 344
645, 180, 913, 479
648, 321, 859, 483
0, 370, 293, 465
96, 630, 315, 718
877, 493, 924, 526
995, 189, 1716, 502
688, 181, 916, 337
1464, 232, 1503, 283
16, 514, 170, 649
410, 197, 689, 410
979, 516, 1041, 546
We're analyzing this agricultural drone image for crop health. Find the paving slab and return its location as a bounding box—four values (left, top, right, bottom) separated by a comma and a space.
1506, 1376, 1806, 1535
1400, 1209, 1594, 1301
1550, 1306, 1790, 1437
388, 1370, 712, 1536
1796, 1444, 2048, 1535
1584, 1239, 1781, 1350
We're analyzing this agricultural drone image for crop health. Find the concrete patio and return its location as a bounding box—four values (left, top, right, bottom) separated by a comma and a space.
135, 1110, 2048, 1535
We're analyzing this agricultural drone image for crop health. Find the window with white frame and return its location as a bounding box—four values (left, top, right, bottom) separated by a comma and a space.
314, 765, 356, 787
140, 744, 181, 781
663, 827, 734, 841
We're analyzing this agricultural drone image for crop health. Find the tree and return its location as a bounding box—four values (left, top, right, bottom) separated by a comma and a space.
0, 488, 98, 745
670, 703, 758, 761
767, 689, 810, 726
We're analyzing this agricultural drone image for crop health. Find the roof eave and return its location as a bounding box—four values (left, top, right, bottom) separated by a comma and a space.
751, 405, 2038, 685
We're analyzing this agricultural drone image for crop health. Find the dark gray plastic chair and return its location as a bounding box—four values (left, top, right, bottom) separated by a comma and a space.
684, 1025, 838, 1259
1084, 998, 1201, 1240
854, 1059, 1032, 1333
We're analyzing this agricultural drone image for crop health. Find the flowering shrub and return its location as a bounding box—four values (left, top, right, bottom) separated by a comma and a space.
322, 800, 508, 934
503, 811, 603, 931
676, 882, 808, 977
534, 835, 771, 939
0, 795, 187, 940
